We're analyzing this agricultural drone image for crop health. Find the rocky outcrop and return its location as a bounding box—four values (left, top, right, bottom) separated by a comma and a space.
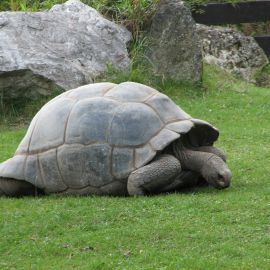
197, 24, 269, 82
0, 0, 131, 100
146, 0, 202, 83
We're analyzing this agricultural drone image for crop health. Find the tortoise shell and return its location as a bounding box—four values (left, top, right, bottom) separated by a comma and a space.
0, 82, 219, 195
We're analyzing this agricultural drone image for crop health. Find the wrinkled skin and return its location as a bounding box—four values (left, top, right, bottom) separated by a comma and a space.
172, 139, 231, 189
128, 138, 232, 196
201, 155, 231, 189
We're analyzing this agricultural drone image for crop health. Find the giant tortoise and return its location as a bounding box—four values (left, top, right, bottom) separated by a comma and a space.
0, 82, 232, 196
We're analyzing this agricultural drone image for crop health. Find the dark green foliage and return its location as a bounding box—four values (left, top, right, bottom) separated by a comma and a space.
0, 0, 158, 37
0, 0, 248, 12
255, 64, 270, 87
184, 0, 251, 10
0, 88, 62, 127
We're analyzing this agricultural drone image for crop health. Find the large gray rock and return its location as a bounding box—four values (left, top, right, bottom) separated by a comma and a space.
0, 0, 131, 100
146, 0, 202, 83
197, 24, 269, 82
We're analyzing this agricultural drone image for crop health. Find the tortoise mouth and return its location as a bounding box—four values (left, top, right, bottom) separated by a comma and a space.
208, 169, 232, 189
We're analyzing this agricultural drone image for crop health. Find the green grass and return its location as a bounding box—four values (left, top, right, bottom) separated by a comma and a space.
0, 65, 270, 269
0, 1, 269, 268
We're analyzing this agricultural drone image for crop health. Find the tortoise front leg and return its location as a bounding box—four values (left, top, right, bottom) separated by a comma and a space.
127, 154, 181, 196
159, 171, 201, 193
0, 178, 40, 197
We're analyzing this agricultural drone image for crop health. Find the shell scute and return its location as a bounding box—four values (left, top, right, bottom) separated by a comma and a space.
134, 144, 156, 169
67, 82, 116, 100
146, 93, 191, 123
109, 103, 163, 146
112, 147, 134, 179
29, 98, 75, 153
100, 181, 127, 196
39, 149, 67, 193
16, 113, 40, 155
105, 81, 157, 102
24, 155, 41, 187
150, 129, 180, 151
166, 120, 194, 134
0, 155, 26, 180
65, 97, 120, 145
57, 143, 113, 188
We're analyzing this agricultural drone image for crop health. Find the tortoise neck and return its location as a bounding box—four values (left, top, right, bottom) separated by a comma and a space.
172, 139, 215, 173
172, 139, 185, 161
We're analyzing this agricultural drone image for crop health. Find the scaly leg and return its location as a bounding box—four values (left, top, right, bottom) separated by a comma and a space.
159, 170, 201, 193
0, 178, 41, 197
127, 154, 181, 196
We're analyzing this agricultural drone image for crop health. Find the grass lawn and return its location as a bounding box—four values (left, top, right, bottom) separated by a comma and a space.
0, 65, 270, 269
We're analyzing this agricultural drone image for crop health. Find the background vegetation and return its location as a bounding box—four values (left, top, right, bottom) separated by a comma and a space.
0, 0, 270, 269
0, 0, 253, 12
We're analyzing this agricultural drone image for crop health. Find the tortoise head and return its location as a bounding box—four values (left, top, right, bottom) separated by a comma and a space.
201, 155, 232, 189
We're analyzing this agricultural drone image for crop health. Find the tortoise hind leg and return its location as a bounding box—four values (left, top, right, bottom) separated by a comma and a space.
127, 154, 181, 196
0, 178, 42, 197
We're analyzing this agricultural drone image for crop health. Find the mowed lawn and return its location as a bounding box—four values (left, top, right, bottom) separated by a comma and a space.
0, 70, 270, 269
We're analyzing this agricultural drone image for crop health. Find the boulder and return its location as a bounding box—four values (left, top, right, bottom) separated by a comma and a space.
146, 0, 202, 83
197, 24, 269, 82
0, 0, 131, 100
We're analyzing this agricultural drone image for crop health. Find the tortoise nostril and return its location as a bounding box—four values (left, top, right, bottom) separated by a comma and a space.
218, 173, 224, 181
219, 169, 232, 181
217, 170, 231, 188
